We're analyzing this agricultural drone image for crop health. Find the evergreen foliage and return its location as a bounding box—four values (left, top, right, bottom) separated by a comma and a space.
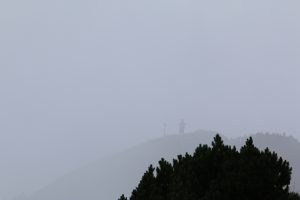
118, 194, 128, 200
288, 192, 300, 200
119, 134, 299, 200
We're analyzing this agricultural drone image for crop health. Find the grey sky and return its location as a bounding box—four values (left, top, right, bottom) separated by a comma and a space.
0, 0, 300, 199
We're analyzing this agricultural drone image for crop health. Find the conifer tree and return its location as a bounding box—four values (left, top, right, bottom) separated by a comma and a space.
119, 134, 297, 200
118, 194, 127, 200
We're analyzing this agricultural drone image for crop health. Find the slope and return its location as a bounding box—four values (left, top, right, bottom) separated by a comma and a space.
27, 131, 300, 200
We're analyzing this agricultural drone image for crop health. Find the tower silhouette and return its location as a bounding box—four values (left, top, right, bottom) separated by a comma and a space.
179, 119, 186, 134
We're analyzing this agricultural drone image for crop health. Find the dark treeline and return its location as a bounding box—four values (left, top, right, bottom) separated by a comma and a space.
119, 135, 300, 200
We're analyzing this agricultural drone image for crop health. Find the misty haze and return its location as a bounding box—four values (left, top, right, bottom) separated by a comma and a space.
0, 0, 300, 199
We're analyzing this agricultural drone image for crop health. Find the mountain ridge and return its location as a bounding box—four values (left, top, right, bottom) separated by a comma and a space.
26, 130, 300, 200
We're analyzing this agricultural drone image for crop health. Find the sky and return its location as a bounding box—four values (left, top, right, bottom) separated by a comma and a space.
0, 0, 300, 199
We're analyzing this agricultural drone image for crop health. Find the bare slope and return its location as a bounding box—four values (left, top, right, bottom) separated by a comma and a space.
28, 131, 300, 200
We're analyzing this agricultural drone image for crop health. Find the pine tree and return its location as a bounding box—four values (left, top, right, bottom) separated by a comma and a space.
289, 192, 300, 200
118, 134, 297, 200
130, 165, 156, 200
118, 194, 127, 200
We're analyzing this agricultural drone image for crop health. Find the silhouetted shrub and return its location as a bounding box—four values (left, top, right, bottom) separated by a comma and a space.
119, 134, 298, 200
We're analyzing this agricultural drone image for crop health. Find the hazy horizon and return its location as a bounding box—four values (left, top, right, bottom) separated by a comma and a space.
1, 0, 300, 199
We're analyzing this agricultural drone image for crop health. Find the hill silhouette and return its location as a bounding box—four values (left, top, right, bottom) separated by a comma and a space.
230, 133, 300, 193
27, 131, 300, 200
120, 134, 296, 200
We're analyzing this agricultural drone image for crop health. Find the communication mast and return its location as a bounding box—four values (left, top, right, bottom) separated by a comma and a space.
179, 119, 186, 134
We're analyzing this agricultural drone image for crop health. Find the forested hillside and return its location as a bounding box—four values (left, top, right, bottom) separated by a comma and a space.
120, 135, 299, 200
27, 131, 300, 200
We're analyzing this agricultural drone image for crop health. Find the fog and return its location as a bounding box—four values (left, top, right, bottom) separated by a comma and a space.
0, 0, 300, 199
